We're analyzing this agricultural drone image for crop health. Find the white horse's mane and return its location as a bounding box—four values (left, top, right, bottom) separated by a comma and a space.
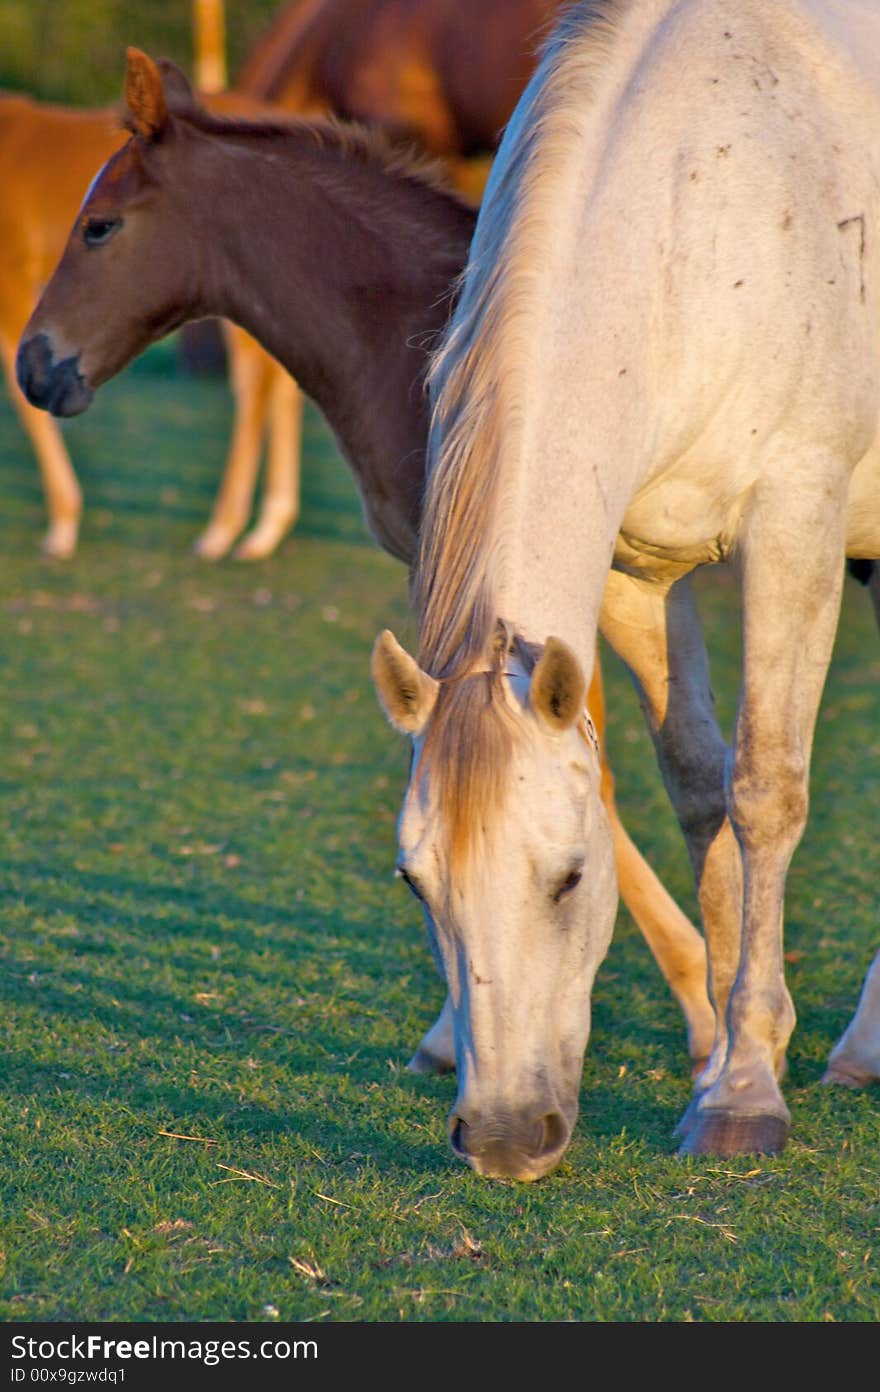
414, 0, 634, 680
410, 0, 635, 868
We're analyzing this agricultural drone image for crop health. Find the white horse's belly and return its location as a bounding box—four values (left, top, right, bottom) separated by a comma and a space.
615, 433, 880, 574
615, 475, 752, 576
846, 447, 880, 557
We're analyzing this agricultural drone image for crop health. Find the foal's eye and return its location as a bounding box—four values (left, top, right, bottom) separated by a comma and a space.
83, 217, 122, 249
395, 866, 425, 902
553, 868, 583, 903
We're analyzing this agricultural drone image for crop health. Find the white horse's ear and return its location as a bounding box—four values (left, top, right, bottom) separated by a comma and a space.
125, 48, 168, 138
530, 637, 586, 732
372, 630, 439, 735
156, 57, 198, 111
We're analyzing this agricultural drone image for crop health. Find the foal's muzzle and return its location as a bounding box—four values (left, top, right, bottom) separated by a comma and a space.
17, 333, 94, 417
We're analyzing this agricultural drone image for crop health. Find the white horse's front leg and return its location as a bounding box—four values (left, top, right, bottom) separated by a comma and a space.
682, 463, 848, 1157
823, 949, 880, 1087
588, 644, 714, 1071
408, 993, 455, 1074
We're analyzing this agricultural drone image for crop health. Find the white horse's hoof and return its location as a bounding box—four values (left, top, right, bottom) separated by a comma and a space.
408, 996, 456, 1075
407, 1046, 455, 1075
822, 1052, 879, 1088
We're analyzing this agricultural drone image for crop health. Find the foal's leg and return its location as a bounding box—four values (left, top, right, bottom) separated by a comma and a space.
599, 572, 745, 1103
1, 339, 81, 558
234, 362, 303, 560
682, 470, 847, 1156
193, 324, 274, 560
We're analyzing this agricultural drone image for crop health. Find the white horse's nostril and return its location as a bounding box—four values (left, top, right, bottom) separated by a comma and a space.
449, 1117, 469, 1156
537, 1111, 566, 1157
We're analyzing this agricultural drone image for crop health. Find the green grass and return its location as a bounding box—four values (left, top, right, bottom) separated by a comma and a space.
1, 341, 879, 1324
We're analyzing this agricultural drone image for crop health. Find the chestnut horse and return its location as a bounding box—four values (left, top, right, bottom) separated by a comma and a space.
17, 50, 714, 1081
0, 86, 302, 561
238, 0, 563, 176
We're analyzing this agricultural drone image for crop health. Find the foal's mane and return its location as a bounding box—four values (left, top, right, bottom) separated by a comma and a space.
166, 102, 466, 202
410, 1, 630, 869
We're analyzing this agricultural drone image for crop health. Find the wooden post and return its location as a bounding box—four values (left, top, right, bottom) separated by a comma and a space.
193, 0, 227, 93
180, 1, 229, 374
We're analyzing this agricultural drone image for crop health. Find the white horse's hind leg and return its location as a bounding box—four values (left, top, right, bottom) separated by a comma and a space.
588, 645, 715, 1071
606, 807, 714, 1073
823, 949, 880, 1087
683, 465, 848, 1157
600, 571, 743, 1090
234, 364, 303, 560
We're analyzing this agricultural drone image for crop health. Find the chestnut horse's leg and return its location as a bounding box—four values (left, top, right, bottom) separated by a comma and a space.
195, 325, 303, 561
234, 361, 303, 560
409, 643, 716, 1078
0, 338, 81, 559
193, 324, 274, 559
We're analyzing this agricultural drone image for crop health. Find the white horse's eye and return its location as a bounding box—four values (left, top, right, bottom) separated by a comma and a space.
395, 865, 426, 902
553, 868, 582, 903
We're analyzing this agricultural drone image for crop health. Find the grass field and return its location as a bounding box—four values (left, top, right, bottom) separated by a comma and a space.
1, 339, 879, 1324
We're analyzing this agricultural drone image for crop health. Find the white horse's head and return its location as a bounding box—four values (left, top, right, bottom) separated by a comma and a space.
373, 627, 617, 1181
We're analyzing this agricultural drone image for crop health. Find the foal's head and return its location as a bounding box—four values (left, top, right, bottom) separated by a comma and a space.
373, 628, 617, 1181
17, 49, 210, 416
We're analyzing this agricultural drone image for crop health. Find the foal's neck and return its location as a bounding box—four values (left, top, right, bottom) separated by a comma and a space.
185, 116, 476, 563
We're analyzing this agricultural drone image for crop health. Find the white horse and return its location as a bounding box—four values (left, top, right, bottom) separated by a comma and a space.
373, 0, 880, 1178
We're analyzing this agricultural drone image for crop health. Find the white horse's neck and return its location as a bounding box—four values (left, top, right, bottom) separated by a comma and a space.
428, 0, 667, 668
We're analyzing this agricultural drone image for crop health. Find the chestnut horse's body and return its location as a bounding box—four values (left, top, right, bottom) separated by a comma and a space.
18, 52, 715, 1085
0, 96, 126, 558
238, 0, 563, 167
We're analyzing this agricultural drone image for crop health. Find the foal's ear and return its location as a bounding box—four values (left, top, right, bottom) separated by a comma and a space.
372, 630, 439, 736
530, 637, 586, 732
156, 58, 198, 111
124, 48, 168, 139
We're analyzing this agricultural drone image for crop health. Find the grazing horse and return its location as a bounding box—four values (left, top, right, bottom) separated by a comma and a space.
0, 87, 301, 560
372, 0, 880, 1176
16, 49, 714, 1087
